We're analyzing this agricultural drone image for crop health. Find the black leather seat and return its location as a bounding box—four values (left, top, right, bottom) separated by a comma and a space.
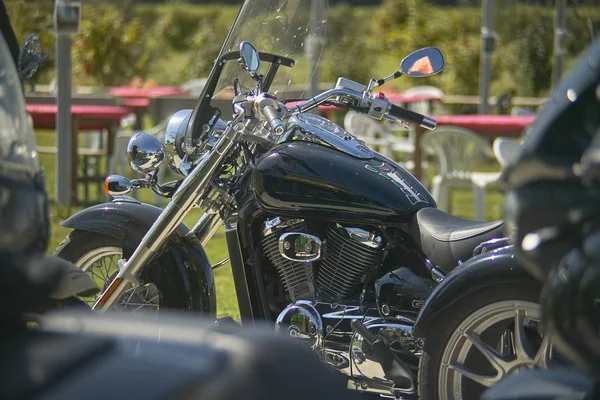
409, 207, 505, 273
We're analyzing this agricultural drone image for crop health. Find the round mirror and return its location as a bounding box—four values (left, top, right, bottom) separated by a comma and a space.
18, 34, 46, 79
127, 132, 166, 175
401, 47, 445, 77
239, 41, 260, 72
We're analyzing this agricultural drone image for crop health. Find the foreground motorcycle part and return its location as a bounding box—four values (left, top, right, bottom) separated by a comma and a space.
2, 310, 362, 400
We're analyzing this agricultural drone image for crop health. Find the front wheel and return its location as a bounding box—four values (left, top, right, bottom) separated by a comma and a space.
54, 230, 160, 312
417, 282, 555, 400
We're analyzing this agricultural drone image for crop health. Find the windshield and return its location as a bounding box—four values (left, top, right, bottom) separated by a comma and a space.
0, 36, 40, 179
214, 0, 328, 100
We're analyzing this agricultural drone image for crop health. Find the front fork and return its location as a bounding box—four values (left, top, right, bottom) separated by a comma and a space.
93, 115, 245, 311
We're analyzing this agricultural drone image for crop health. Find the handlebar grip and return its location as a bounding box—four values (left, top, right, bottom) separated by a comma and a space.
262, 105, 285, 135
389, 103, 437, 130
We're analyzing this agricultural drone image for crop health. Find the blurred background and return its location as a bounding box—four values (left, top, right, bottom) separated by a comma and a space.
7, 0, 600, 319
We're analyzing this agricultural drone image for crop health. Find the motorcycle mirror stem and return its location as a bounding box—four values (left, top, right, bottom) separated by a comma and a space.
369, 71, 404, 90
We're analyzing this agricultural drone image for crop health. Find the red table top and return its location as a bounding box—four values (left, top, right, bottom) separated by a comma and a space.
120, 98, 150, 108
432, 114, 536, 133
27, 104, 131, 130
110, 86, 186, 98
386, 92, 443, 103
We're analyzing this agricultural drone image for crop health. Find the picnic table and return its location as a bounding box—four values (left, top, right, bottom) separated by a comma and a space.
110, 86, 188, 129
27, 104, 131, 204
412, 114, 536, 181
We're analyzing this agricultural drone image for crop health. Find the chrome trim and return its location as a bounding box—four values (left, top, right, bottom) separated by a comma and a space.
263, 217, 305, 236
275, 301, 323, 351
421, 115, 437, 130
340, 226, 382, 249
431, 266, 445, 283
111, 194, 140, 204
473, 236, 513, 256
286, 87, 367, 115
105, 175, 133, 196
282, 113, 374, 159
189, 212, 223, 247
278, 232, 322, 262
211, 257, 230, 270
425, 259, 445, 283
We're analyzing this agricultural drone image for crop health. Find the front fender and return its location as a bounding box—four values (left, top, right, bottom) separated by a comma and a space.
412, 245, 536, 338
60, 198, 216, 316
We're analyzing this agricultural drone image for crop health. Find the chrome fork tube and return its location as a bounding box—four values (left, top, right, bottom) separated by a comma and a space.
93, 116, 244, 311
190, 211, 224, 247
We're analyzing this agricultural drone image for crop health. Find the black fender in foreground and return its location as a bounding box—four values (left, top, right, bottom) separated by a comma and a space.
412, 245, 538, 338
59, 197, 216, 317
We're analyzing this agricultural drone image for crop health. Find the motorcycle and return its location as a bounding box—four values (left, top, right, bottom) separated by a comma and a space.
1, 31, 359, 400
53, 0, 547, 398
482, 38, 600, 400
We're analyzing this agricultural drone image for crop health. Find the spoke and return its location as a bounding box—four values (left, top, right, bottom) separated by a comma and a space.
464, 331, 508, 374
448, 362, 498, 388
513, 309, 534, 361
533, 335, 552, 369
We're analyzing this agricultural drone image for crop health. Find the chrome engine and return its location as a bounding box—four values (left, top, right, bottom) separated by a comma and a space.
263, 217, 420, 396
261, 217, 383, 302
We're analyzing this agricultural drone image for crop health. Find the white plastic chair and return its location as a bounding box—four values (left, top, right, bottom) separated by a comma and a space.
402, 85, 445, 115
180, 79, 207, 97
493, 137, 520, 168
421, 126, 501, 221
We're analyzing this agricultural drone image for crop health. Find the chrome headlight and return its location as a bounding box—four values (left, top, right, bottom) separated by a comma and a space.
165, 109, 227, 177
126, 132, 166, 175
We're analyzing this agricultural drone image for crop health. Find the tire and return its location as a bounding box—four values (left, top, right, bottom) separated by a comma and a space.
54, 230, 161, 312
418, 281, 545, 400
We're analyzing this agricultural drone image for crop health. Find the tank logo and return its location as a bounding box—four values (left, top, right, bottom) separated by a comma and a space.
365, 161, 427, 205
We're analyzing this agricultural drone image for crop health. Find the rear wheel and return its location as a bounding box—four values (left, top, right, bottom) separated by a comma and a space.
54, 230, 160, 312
418, 282, 556, 400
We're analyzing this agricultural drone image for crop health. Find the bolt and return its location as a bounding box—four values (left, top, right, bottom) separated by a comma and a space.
381, 304, 390, 316
326, 325, 333, 334
305, 242, 313, 252
360, 381, 368, 390
284, 241, 291, 250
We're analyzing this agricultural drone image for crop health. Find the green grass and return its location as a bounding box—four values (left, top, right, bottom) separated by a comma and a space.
39, 127, 504, 322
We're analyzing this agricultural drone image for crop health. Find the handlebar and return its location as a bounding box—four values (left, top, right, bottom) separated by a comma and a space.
261, 104, 285, 135
284, 86, 437, 131
387, 103, 437, 130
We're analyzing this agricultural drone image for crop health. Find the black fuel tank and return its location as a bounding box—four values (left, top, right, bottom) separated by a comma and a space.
252, 141, 436, 223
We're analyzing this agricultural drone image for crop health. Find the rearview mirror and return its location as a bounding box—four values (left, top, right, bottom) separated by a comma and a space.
401, 47, 445, 77
239, 41, 260, 73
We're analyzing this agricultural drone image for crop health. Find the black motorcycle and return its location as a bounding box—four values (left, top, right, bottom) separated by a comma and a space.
483, 38, 600, 400
53, 0, 548, 398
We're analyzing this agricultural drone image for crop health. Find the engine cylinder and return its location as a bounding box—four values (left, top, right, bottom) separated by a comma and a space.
262, 219, 316, 301
317, 225, 383, 299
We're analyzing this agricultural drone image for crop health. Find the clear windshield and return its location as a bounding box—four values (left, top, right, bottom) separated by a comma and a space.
214, 0, 328, 100
0, 36, 40, 179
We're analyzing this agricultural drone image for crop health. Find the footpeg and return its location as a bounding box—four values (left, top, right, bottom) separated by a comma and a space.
351, 319, 416, 393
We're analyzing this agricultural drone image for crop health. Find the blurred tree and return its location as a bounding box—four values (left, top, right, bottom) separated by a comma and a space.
73, 9, 150, 86
320, 5, 373, 84
6, 0, 55, 86
184, 11, 229, 80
